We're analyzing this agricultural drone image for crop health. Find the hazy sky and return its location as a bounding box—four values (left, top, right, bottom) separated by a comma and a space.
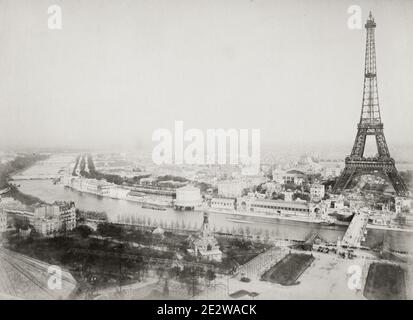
0, 0, 412, 152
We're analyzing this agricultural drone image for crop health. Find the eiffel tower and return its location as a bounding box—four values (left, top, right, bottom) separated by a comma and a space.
333, 12, 408, 196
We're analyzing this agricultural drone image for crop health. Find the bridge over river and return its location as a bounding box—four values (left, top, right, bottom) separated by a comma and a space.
11, 174, 61, 181
340, 209, 369, 248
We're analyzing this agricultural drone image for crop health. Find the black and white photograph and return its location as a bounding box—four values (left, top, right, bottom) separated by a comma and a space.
0, 0, 412, 306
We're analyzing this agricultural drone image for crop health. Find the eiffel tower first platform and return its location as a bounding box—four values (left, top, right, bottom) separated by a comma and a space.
333, 12, 408, 196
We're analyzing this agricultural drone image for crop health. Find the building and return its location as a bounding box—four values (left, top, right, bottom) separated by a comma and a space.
64, 176, 175, 205
63, 177, 112, 197
174, 185, 202, 210
31, 202, 76, 232
237, 197, 313, 217
272, 168, 284, 184
210, 197, 236, 211
5, 201, 76, 236
263, 181, 282, 198
126, 190, 146, 202
321, 166, 342, 179
368, 210, 392, 226
310, 183, 325, 202
84, 179, 111, 196
33, 218, 61, 236
188, 211, 222, 262
54, 201, 77, 232
327, 195, 346, 210
129, 185, 176, 197
283, 170, 306, 185
283, 190, 294, 202
108, 186, 130, 199
272, 168, 307, 185
394, 197, 411, 214
217, 176, 266, 198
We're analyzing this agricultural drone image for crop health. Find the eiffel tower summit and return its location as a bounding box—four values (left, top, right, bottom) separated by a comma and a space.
333, 12, 408, 196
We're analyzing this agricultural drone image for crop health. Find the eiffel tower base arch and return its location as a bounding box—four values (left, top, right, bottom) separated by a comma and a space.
333, 157, 408, 196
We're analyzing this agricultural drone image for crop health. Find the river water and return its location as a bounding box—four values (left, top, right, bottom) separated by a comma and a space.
9, 155, 413, 252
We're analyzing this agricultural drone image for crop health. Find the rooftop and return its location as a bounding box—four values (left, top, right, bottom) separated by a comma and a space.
250, 198, 309, 209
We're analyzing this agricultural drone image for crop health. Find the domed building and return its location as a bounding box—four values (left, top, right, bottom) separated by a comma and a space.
174, 185, 202, 210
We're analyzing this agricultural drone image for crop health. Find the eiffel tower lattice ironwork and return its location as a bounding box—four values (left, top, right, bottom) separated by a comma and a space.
333, 12, 408, 196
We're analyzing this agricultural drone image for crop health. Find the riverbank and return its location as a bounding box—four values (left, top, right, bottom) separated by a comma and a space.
0, 153, 50, 186
9, 154, 413, 253
5, 185, 45, 206
0, 153, 50, 206
208, 208, 333, 226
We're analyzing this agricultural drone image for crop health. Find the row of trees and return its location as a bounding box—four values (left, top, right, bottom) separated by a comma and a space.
74, 155, 126, 185
115, 214, 251, 235
76, 209, 108, 222
163, 265, 216, 297
72, 155, 80, 176
77, 155, 215, 193
113, 214, 284, 244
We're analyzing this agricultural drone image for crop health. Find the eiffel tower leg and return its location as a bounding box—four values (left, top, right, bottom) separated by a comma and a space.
375, 129, 390, 158
333, 167, 355, 192
383, 166, 409, 196
351, 128, 367, 157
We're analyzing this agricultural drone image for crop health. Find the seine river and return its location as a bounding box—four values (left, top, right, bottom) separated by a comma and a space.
10, 155, 413, 252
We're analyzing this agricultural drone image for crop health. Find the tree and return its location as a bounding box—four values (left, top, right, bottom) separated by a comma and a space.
182, 266, 201, 297
168, 266, 181, 279
163, 279, 169, 297
272, 193, 285, 200
205, 269, 216, 287
180, 220, 186, 230
264, 229, 270, 242
156, 267, 165, 281
97, 223, 122, 237
75, 225, 93, 238
79, 155, 86, 173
